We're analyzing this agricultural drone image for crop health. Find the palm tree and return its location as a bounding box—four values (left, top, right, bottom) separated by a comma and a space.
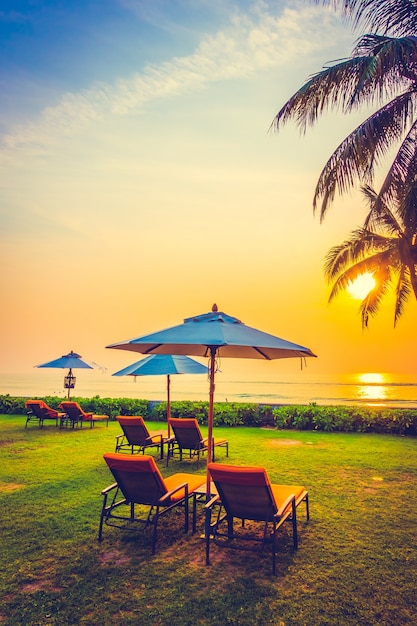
272, 1, 417, 324
271, 2, 417, 220
324, 167, 417, 327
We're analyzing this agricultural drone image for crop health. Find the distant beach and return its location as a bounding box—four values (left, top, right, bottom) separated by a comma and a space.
1, 371, 416, 409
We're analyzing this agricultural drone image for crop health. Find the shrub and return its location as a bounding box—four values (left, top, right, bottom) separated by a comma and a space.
1, 394, 416, 436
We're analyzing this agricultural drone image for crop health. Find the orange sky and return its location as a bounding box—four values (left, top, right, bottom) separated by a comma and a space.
1, 2, 416, 385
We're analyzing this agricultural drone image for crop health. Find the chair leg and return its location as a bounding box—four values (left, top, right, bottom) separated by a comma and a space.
151, 509, 159, 555
292, 499, 298, 549
184, 491, 189, 533
192, 494, 198, 533
205, 509, 212, 565
98, 515, 104, 541
98, 494, 109, 541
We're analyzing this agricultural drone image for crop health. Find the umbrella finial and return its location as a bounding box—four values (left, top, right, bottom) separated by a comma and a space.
212, 303, 218, 312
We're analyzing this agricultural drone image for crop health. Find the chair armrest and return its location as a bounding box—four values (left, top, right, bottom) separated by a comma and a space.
147, 434, 163, 444
276, 494, 296, 518
204, 494, 221, 510
115, 434, 125, 443
159, 482, 188, 503
101, 483, 118, 496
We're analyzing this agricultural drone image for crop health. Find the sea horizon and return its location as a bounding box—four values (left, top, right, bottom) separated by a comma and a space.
1, 370, 417, 409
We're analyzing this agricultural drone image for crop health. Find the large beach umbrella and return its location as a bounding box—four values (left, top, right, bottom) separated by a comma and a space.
107, 304, 317, 492
112, 354, 208, 436
35, 350, 104, 398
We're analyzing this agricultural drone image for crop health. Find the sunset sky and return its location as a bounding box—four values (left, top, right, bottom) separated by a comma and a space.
1, 0, 416, 386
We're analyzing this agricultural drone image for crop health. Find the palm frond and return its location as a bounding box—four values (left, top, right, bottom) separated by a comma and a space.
272, 38, 417, 134
393, 266, 412, 325
324, 228, 374, 279
378, 122, 417, 214
350, 36, 417, 104
311, 1, 417, 37
359, 262, 391, 328
313, 91, 415, 218
360, 185, 404, 236
271, 56, 380, 133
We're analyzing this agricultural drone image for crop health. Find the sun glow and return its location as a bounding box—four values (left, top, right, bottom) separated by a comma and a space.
358, 373, 384, 385
347, 273, 376, 299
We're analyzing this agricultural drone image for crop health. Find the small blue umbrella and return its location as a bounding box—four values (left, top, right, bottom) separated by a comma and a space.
35, 350, 103, 398
113, 354, 208, 435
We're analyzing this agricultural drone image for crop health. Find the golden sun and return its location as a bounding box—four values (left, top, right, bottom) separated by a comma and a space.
347, 273, 376, 300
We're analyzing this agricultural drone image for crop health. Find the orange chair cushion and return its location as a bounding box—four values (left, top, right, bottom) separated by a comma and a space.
164, 473, 205, 502
270, 484, 306, 507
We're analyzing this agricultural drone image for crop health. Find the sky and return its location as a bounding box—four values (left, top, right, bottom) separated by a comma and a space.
1, 0, 416, 385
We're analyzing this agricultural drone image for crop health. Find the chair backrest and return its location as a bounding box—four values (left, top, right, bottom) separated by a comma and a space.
208, 463, 278, 522
169, 418, 203, 450
25, 400, 57, 418
117, 416, 152, 446
103, 453, 167, 504
59, 401, 85, 419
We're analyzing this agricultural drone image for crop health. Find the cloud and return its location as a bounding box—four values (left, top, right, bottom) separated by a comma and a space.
0, 3, 344, 160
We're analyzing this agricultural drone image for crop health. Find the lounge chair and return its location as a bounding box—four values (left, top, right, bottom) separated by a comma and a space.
59, 401, 109, 429
98, 453, 205, 553
115, 416, 168, 459
167, 417, 228, 466
205, 463, 309, 575
25, 400, 64, 428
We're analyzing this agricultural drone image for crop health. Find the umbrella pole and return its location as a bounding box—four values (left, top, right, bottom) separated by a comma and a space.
167, 374, 171, 438
206, 347, 216, 497
67, 368, 72, 399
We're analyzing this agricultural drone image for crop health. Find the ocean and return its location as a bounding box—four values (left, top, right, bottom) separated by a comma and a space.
1, 370, 417, 408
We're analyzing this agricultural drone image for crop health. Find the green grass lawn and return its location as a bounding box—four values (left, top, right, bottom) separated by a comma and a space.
1, 414, 416, 625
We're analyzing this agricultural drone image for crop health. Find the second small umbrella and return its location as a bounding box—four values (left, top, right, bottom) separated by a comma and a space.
112, 354, 208, 436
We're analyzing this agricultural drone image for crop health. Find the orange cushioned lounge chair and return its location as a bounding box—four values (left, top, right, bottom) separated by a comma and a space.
115, 416, 168, 460
167, 417, 228, 466
59, 401, 109, 429
25, 400, 64, 428
205, 463, 309, 575
98, 453, 205, 554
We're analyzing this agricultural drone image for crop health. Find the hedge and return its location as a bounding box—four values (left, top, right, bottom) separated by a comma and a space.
1, 394, 416, 435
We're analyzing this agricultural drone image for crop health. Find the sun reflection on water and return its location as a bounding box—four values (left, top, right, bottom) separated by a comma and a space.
356, 372, 387, 405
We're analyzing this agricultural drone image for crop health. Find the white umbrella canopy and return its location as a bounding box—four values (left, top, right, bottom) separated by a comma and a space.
112, 354, 208, 436
107, 304, 317, 491
35, 350, 104, 398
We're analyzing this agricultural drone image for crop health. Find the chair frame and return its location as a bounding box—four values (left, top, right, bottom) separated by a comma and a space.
115, 416, 166, 459
167, 417, 229, 466
59, 401, 109, 429
25, 400, 64, 428
205, 463, 309, 575
98, 453, 204, 554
